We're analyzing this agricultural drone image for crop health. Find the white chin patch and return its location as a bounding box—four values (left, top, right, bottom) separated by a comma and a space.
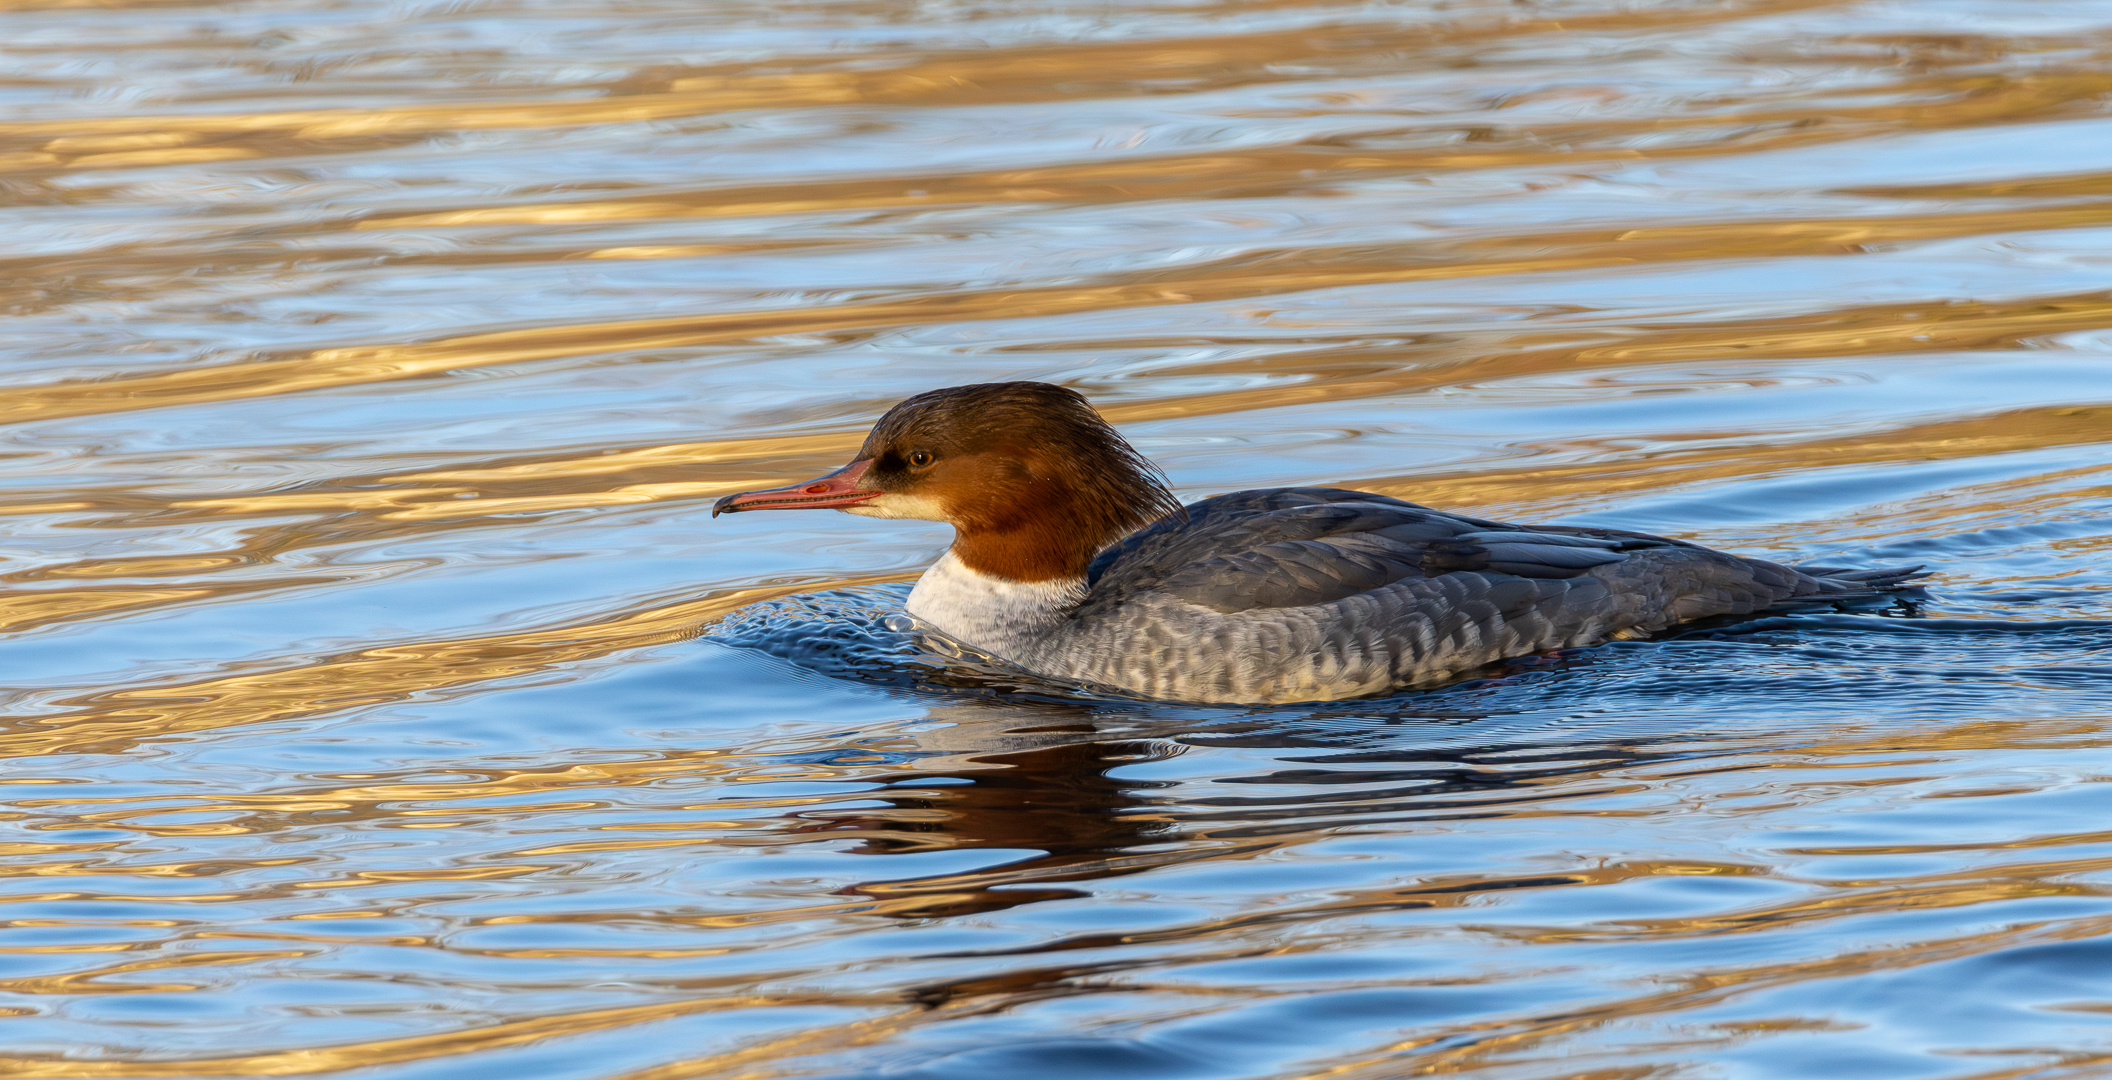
842, 493, 950, 521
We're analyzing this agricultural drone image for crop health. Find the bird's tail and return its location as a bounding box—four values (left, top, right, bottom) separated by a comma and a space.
1792, 563, 1933, 594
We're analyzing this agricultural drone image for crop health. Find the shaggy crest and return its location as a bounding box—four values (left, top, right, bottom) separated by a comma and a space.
858, 382, 1183, 578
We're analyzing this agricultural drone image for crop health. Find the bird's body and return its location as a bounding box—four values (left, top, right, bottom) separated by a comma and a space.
716, 383, 1925, 704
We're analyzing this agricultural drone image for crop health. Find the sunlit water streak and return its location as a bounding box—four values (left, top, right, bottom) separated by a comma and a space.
3, 0, 2112, 1076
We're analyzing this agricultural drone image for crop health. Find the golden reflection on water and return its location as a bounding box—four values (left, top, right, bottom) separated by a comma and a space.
4, 0, 2112, 1077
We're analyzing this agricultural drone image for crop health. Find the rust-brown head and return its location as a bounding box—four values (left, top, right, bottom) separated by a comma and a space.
713, 382, 1182, 581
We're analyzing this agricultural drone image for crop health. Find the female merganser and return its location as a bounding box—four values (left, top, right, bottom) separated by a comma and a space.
714, 382, 1925, 704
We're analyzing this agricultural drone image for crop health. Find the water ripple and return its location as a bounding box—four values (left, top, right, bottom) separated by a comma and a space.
4, 0, 2112, 1077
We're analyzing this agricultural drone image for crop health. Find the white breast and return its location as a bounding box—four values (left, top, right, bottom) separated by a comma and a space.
905, 551, 1084, 661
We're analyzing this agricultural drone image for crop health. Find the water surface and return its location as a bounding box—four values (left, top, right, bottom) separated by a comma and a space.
5, 0, 2112, 1076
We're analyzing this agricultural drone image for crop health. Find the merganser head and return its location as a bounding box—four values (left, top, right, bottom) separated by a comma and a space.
713, 382, 1181, 581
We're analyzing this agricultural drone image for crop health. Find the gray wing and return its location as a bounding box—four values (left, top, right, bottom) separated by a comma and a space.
1082, 487, 1911, 630
1083, 488, 1650, 612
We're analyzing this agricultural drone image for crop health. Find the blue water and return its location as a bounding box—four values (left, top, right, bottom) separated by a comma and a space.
4, 0, 2112, 1077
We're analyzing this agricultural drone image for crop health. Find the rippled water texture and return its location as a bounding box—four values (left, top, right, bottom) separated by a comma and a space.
6, 0, 2112, 1076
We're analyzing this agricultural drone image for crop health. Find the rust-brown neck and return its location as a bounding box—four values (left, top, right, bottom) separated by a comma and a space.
949, 514, 1113, 583
942, 460, 1145, 583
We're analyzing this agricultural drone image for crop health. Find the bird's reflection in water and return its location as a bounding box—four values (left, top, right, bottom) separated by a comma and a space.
789, 696, 1711, 921
788, 705, 1184, 918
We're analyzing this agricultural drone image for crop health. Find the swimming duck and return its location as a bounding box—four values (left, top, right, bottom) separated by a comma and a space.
714, 382, 1924, 704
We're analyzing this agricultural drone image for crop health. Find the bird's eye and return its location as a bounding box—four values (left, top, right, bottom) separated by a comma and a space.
908, 450, 935, 468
